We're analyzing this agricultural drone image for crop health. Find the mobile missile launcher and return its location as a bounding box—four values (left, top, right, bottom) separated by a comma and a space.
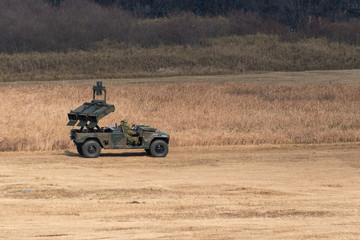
67, 81, 170, 158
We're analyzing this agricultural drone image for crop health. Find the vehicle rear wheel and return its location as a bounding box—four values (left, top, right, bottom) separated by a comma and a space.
150, 140, 168, 157
76, 144, 83, 156
82, 140, 101, 158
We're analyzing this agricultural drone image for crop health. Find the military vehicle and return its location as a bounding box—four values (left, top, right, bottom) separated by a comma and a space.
67, 81, 170, 158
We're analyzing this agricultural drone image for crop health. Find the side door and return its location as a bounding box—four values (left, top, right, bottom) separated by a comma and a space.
110, 128, 126, 148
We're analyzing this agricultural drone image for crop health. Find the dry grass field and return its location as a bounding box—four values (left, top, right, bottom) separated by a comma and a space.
1, 144, 360, 239
2, 35, 360, 83
2, 71, 360, 151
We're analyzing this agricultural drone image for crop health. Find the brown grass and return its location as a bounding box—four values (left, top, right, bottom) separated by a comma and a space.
1, 81, 360, 151
1, 34, 360, 83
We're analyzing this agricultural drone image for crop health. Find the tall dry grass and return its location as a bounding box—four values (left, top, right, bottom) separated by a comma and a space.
1, 82, 360, 151
1, 34, 360, 83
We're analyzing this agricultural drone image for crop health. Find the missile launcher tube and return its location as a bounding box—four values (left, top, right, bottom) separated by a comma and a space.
67, 81, 115, 128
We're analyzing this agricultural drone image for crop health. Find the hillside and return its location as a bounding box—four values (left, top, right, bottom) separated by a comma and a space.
1, 35, 360, 83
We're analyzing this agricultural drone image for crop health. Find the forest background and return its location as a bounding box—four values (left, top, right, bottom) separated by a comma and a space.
4, 0, 360, 52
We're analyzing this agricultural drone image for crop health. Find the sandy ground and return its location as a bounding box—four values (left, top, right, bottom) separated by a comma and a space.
0, 144, 360, 240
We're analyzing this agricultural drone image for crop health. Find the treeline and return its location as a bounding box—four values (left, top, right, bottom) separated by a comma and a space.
1, 0, 360, 53
47, 0, 360, 26
0, 0, 284, 53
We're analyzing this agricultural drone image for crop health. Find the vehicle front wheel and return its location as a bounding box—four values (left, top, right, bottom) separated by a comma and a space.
150, 140, 168, 157
82, 140, 101, 158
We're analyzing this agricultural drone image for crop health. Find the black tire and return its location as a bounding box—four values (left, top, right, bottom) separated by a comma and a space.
82, 140, 101, 158
145, 149, 151, 155
76, 144, 83, 156
150, 140, 168, 157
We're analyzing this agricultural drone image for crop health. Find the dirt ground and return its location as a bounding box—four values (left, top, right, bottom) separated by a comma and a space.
1, 144, 360, 240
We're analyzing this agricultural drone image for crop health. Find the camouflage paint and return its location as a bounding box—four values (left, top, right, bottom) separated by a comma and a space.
71, 126, 169, 150
68, 82, 170, 152
67, 81, 115, 128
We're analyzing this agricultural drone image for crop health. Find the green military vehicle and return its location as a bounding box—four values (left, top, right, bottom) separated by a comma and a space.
67, 82, 170, 158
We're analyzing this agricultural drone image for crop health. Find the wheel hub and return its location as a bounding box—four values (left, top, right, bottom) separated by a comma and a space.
155, 144, 165, 153
88, 145, 97, 154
